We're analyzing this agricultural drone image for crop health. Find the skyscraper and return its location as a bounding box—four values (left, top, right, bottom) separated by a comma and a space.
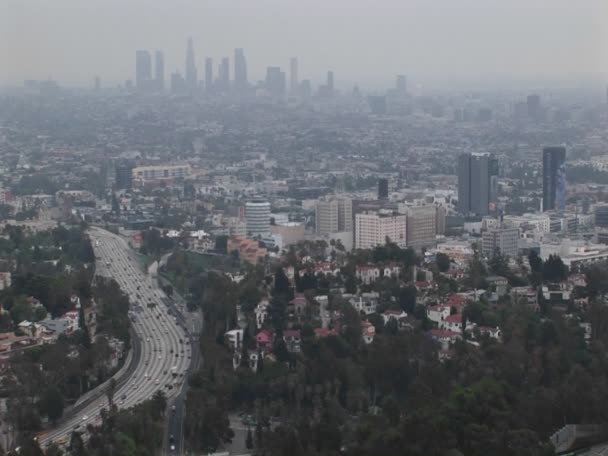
368, 96, 387, 115
542, 146, 566, 212
396, 75, 407, 94
265, 67, 286, 99
219, 57, 230, 92
135, 50, 152, 91
155, 51, 164, 91
289, 58, 298, 95
327, 71, 334, 94
315, 196, 352, 236
185, 37, 197, 91
234, 48, 247, 93
115, 163, 133, 190
245, 200, 271, 238
205, 58, 213, 93
527, 94, 541, 120
378, 178, 389, 199
458, 153, 498, 215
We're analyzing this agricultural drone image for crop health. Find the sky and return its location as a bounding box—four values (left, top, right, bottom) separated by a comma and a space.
1, 0, 607, 88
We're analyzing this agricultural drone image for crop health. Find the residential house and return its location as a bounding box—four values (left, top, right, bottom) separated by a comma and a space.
356, 263, 402, 284
426, 305, 451, 325
476, 326, 502, 340
381, 310, 408, 326
439, 314, 476, 334
289, 294, 308, 317
511, 286, 539, 311
361, 321, 376, 344
17, 321, 43, 338
225, 329, 244, 351
256, 330, 273, 352
486, 276, 508, 297
0, 272, 10, 291
254, 299, 270, 329
283, 330, 301, 353
248, 350, 260, 373
314, 328, 338, 338
62, 311, 80, 333
429, 328, 462, 351
349, 292, 379, 315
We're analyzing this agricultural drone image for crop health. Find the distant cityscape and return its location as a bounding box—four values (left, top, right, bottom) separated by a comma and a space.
4, 27, 608, 456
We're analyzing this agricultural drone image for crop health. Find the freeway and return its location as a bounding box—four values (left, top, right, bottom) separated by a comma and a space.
159, 273, 203, 455
39, 227, 191, 451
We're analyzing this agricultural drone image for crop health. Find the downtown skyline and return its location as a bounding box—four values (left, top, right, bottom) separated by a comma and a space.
2, 0, 608, 89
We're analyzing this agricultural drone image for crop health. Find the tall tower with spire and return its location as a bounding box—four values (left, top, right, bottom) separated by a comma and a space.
185, 37, 197, 91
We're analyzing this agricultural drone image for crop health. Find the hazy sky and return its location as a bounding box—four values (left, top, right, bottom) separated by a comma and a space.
1, 0, 607, 88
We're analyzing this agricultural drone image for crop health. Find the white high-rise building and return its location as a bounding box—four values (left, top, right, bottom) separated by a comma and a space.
245, 200, 271, 238
355, 211, 407, 250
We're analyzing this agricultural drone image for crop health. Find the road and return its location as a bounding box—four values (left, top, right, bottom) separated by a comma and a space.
155, 266, 203, 455
39, 227, 191, 452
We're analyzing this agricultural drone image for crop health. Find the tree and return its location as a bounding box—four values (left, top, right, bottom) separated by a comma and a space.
528, 250, 543, 286
44, 444, 63, 456
69, 431, 87, 456
106, 378, 117, 409
246, 428, 254, 450
274, 268, 290, 296
39, 387, 64, 423
436, 252, 451, 273
398, 286, 417, 314
585, 265, 608, 298
543, 255, 568, 283
488, 248, 509, 277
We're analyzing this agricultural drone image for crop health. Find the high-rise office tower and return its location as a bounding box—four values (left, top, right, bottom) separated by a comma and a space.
542, 146, 566, 212
205, 58, 213, 93
300, 80, 312, 99
155, 50, 164, 90
405, 205, 438, 251
396, 75, 407, 94
289, 58, 298, 95
94, 76, 101, 90
219, 57, 230, 92
115, 163, 133, 190
527, 94, 541, 119
327, 71, 334, 93
245, 200, 271, 238
368, 96, 387, 115
234, 48, 247, 93
378, 178, 389, 199
170, 72, 186, 94
185, 37, 197, 91
457, 153, 498, 215
315, 196, 352, 236
135, 50, 152, 91
265, 67, 286, 99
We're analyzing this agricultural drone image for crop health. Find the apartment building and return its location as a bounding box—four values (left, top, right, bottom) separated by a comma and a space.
355, 210, 406, 249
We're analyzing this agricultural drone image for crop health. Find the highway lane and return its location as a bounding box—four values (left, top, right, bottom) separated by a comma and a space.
161, 278, 203, 455
39, 228, 191, 450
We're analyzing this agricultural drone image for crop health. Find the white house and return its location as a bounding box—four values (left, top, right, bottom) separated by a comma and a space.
254, 299, 270, 329
225, 329, 244, 351
381, 310, 408, 326
349, 292, 379, 315
426, 305, 451, 325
